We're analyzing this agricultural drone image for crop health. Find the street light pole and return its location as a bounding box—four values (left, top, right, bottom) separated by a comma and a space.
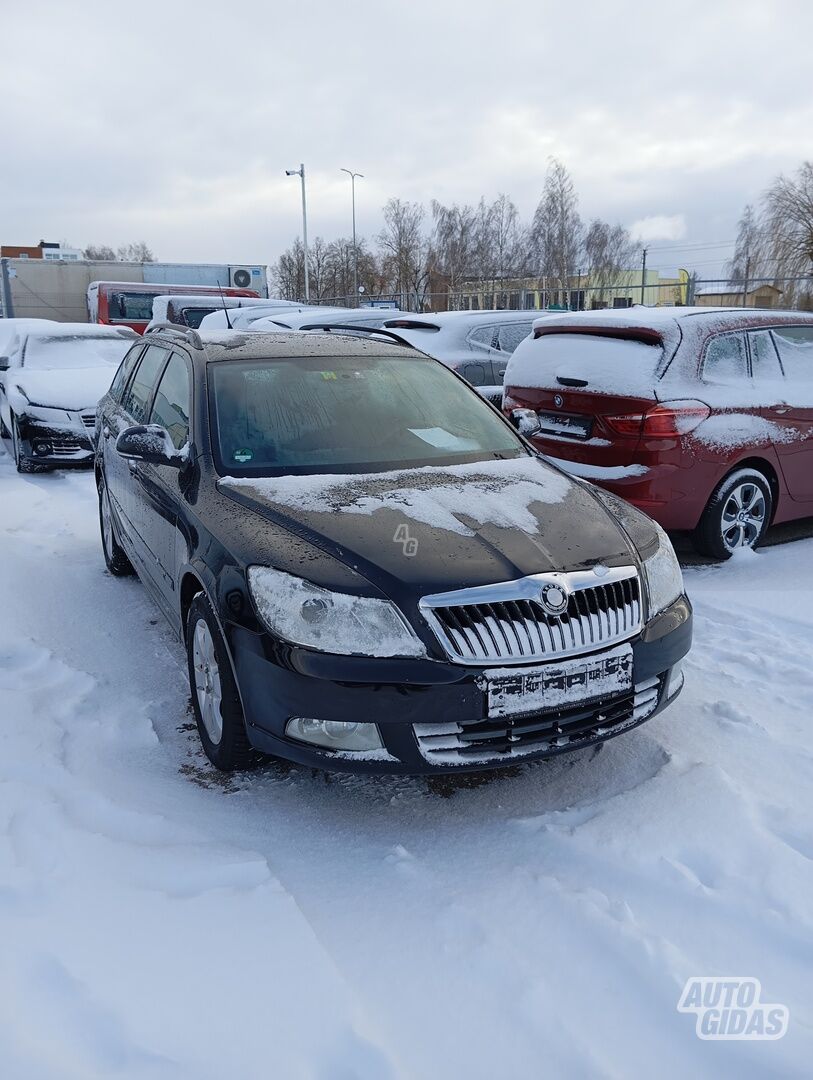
340, 168, 363, 306
285, 163, 309, 302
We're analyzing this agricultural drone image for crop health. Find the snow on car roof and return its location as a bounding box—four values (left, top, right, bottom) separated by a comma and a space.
195, 330, 413, 361
22, 322, 137, 339
531, 305, 813, 334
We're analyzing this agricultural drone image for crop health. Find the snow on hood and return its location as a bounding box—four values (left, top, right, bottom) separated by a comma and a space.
220, 455, 571, 537
9, 366, 115, 412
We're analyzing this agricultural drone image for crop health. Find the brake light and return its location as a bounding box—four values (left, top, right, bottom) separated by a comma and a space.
606, 400, 710, 439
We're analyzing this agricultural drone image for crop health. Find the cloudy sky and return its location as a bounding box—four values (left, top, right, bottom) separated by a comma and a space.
2, 0, 811, 278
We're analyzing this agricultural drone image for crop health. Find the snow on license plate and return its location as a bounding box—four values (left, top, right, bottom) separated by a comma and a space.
481, 643, 633, 719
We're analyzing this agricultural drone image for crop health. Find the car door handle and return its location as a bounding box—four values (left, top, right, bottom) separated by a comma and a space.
103, 424, 112, 438
127, 459, 138, 473
498, 368, 506, 377
773, 406, 790, 415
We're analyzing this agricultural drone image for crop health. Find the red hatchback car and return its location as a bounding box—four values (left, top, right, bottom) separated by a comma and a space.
503, 307, 813, 559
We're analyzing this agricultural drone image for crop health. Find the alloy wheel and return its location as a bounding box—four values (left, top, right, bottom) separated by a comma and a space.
720, 481, 766, 552
192, 618, 224, 743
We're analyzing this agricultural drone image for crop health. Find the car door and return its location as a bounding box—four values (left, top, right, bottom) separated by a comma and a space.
0, 332, 24, 434
131, 349, 193, 620
107, 343, 170, 582
765, 325, 813, 501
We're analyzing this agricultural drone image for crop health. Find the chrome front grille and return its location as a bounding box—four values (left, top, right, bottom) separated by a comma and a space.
419, 566, 642, 665
49, 437, 86, 456
414, 675, 660, 765
80, 411, 96, 431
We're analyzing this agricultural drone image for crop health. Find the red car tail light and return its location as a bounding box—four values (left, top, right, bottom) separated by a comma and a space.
606, 400, 711, 439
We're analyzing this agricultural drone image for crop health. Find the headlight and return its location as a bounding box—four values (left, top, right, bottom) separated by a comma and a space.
20, 404, 72, 424
642, 521, 684, 616
247, 567, 426, 657
591, 488, 683, 617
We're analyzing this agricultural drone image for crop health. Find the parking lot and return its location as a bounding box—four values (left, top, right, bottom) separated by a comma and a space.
2, 446, 811, 1078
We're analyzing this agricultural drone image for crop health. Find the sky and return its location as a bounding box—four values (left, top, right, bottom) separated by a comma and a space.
2, 0, 812, 280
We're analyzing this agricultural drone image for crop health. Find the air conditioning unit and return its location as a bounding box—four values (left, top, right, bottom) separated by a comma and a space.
229, 265, 265, 292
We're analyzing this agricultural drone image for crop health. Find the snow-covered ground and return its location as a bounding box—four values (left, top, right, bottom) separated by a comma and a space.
1, 445, 811, 1078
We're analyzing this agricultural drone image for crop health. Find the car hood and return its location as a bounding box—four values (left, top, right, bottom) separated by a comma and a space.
10, 366, 114, 412
216, 455, 642, 604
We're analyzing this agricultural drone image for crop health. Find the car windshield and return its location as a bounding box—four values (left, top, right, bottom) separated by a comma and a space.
22, 334, 133, 370
209, 354, 525, 474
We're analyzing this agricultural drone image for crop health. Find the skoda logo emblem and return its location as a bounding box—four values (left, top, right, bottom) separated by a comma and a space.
553, 394, 564, 409
539, 582, 569, 616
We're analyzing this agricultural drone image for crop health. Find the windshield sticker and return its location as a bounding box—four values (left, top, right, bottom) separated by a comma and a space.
409, 427, 480, 451
233, 448, 254, 463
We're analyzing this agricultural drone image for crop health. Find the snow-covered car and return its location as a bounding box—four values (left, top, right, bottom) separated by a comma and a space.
250, 308, 414, 332
199, 302, 337, 332
95, 325, 692, 775
379, 311, 539, 393
504, 307, 813, 559
148, 295, 303, 331
0, 323, 138, 471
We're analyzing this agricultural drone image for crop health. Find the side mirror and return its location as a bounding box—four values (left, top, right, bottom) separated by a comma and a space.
0, 356, 10, 372
115, 424, 185, 468
510, 408, 541, 438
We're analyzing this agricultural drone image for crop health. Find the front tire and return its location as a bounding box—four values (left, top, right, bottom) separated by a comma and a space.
186, 593, 260, 772
98, 473, 134, 576
694, 468, 772, 560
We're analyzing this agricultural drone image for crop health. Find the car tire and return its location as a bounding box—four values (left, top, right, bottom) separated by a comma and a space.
11, 415, 46, 473
98, 473, 134, 576
694, 467, 773, 560
186, 593, 262, 772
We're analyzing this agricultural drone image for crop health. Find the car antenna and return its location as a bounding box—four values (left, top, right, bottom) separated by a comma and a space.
217, 280, 233, 329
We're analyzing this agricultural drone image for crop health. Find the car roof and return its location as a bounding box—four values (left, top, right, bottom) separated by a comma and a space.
150, 328, 415, 362
24, 323, 138, 339
532, 305, 813, 335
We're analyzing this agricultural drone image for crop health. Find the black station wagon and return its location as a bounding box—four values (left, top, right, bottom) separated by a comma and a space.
94, 325, 692, 774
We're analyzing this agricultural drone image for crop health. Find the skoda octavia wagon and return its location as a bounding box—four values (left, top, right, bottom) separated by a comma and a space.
95, 326, 692, 774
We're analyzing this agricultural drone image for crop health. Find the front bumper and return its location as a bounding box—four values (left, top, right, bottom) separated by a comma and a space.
231, 596, 692, 774
15, 416, 94, 467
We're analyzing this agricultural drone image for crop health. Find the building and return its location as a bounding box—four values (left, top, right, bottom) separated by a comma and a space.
694, 282, 784, 308
450, 268, 689, 312
0, 239, 81, 261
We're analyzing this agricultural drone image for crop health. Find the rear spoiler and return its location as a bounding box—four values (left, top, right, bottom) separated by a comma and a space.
383, 319, 441, 332
533, 324, 663, 346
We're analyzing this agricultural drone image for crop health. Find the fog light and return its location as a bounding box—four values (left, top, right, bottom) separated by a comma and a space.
34, 440, 53, 457
665, 661, 685, 699
285, 717, 384, 752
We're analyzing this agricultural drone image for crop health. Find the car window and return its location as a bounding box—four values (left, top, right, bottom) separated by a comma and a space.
467, 326, 497, 351
702, 333, 747, 382
462, 362, 487, 386
121, 345, 169, 423
148, 351, 191, 450
109, 345, 144, 403
771, 326, 813, 384
209, 354, 524, 474
748, 331, 783, 381
497, 322, 534, 354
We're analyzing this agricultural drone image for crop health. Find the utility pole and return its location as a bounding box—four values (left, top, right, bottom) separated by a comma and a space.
742, 254, 751, 307
340, 168, 364, 307
640, 246, 648, 306
285, 164, 310, 302
0, 258, 14, 319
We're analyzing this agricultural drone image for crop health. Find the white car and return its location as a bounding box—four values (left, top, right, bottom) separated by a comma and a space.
250, 307, 413, 332
379, 311, 539, 395
199, 302, 333, 332
0, 322, 137, 471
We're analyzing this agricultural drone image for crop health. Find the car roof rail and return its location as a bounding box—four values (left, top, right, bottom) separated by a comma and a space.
301, 324, 412, 346
144, 322, 204, 350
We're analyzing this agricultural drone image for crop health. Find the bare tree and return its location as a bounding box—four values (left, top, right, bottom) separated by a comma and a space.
116, 241, 156, 263
83, 244, 117, 261
531, 158, 583, 298
378, 198, 429, 310
726, 204, 769, 292
429, 200, 477, 293
584, 219, 636, 302
273, 238, 306, 300
763, 161, 813, 305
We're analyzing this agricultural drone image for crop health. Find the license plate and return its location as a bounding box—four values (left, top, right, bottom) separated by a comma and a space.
480, 644, 633, 719
536, 411, 593, 440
